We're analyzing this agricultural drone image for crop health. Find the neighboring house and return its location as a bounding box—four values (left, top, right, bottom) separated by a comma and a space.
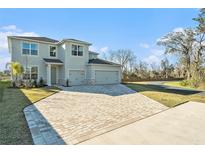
7, 36, 121, 86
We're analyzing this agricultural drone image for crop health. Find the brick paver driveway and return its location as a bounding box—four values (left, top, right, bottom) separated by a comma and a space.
24, 84, 168, 145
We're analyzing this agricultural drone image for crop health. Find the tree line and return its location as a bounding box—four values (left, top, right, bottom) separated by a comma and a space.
106, 9, 205, 87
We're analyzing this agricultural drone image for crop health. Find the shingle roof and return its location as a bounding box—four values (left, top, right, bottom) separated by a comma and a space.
88, 58, 120, 65
61, 38, 92, 45
43, 58, 63, 64
9, 36, 92, 45
89, 51, 99, 55
10, 36, 59, 43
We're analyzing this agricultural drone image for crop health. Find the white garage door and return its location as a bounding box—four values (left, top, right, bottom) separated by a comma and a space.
95, 70, 119, 85
69, 70, 85, 85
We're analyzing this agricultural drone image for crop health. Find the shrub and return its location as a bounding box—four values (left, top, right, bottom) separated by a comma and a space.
180, 80, 189, 86
33, 80, 38, 88
189, 79, 200, 88
39, 77, 44, 87
12, 81, 16, 88
66, 79, 69, 87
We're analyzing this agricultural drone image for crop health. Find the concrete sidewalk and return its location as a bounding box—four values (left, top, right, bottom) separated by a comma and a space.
80, 102, 205, 144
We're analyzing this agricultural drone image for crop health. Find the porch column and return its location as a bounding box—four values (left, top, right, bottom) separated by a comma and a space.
47, 64, 51, 86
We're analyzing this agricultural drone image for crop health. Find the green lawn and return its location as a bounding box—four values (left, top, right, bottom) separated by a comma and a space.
125, 82, 205, 107
0, 81, 60, 144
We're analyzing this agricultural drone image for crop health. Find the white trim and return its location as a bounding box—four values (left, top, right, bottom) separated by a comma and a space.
47, 64, 51, 86
58, 39, 92, 46
21, 41, 39, 57
45, 62, 63, 65
56, 66, 59, 84
86, 63, 121, 67
48, 45, 58, 58
70, 43, 84, 57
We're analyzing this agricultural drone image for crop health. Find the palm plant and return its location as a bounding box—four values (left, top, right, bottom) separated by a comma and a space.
6, 62, 24, 85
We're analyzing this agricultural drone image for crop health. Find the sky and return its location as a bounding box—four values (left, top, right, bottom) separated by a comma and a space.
0, 8, 200, 71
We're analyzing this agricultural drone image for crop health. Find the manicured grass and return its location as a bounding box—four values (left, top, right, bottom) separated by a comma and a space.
125, 82, 205, 107
0, 81, 60, 144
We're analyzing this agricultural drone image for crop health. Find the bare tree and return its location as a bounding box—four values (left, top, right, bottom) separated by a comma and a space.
157, 28, 195, 80
109, 49, 136, 74
192, 9, 205, 81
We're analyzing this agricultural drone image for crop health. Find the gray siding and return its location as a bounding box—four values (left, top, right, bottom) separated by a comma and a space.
11, 39, 48, 81
57, 44, 66, 84
10, 37, 121, 85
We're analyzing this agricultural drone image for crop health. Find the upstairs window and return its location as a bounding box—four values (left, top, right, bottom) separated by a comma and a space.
31, 44, 38, 55
78, 46, 83, 56
22, 43, 30, 55
22, 43, 38, 56
72, 44, 83, 56
50, 46, 57, 57
72, 45, 78, 56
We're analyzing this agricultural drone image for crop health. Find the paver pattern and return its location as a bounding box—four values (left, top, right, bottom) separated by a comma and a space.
24, 84, 168, 145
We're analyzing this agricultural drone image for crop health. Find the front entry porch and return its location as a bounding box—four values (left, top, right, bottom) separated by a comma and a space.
43, 58, 63, 86
46, 64, 62, 86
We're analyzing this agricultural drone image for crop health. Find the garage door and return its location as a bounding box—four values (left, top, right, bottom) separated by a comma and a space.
69, 70, 85, 85
95, 70, 119, 85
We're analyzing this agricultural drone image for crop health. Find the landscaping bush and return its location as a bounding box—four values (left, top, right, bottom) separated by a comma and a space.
33, 80, 38, 88
38, 77, 44, 87
180, 79, 201, 88
66, 79, 70, 87
189, 79, 200, 88
12, 81, 16, 88
24, 80, 33, 88
180, 80, 189, 86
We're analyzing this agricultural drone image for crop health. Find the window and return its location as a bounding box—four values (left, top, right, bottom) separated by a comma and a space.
23, 67, 38, 80
72, 45, 78, 56
23, 68, 30, 80
31, 67, 38, 79
22, 43, 38, 56
50, 46, 57, 57
31, 44, 38, 55
22, 43, 30, 55
78, 46, 83, 56
72, 44, 83, 56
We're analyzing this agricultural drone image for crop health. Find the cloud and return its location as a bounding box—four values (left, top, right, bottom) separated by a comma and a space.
89, 46, 109, 53
150, 49, 164, 56
139, 43, 150, 49
0, 25, 21, 32
99, 46, 109, 53
0, 25, 39, 71
0, 56, 10, 70
89, 46, 97, 52
143, 49, 165, 66
143, 55, 161, 65
173, 27, 184, 32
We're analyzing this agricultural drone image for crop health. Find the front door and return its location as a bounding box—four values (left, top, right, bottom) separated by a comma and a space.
51, 67, 57, 84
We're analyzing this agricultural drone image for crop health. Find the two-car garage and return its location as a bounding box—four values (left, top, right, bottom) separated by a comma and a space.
68, 58, 121, 86
68, 69, 120, 86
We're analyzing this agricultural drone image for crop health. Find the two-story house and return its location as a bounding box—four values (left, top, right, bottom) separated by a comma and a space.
7, 36, 121, 86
